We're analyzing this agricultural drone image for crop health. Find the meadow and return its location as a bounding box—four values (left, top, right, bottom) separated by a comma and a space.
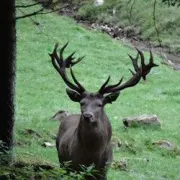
13, 2, 180, 179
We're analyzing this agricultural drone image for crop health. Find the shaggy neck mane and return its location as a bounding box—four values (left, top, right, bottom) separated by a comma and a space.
77, 112, 109, 152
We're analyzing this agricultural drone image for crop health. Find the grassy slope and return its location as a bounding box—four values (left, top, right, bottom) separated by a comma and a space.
15, 2, 180, 179
76, 0, 180, 54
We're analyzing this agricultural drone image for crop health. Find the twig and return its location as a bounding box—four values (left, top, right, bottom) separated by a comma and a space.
126, 0, 132, 23
17, 8, 40, 26
35, 8, 60, 15
129, 0, 136, 24
16, 8, 44, 20
126, 0, 136, 24
152, 0, 162, 47
152, 0, 166, 61
16, 2, 40, 8
16, 7, 60, 20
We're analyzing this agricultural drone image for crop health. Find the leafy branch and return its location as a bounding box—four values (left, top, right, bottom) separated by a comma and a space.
15, 1, 62, 21
16, 8, 60, 20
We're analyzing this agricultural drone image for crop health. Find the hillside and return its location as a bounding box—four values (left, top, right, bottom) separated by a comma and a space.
6, 0, 180, 179
72, 0, 180, 56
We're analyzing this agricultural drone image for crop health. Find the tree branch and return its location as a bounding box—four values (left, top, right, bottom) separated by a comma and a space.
35, 8, 60, 15
129, 0, 136, 24
126, 0, 132, 23
15, 2, 40, 8
16, 8, 41, 26
16, 7, 61, 20
16, 8, 44, 20
153, 0, 162, 46
126, 0, 136, 24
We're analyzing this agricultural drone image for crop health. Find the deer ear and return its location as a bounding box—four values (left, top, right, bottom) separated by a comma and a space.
103, 91, 120, 104
66, 88, 82, 102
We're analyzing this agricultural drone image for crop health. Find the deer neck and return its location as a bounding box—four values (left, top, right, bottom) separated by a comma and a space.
77, 112, 110, 152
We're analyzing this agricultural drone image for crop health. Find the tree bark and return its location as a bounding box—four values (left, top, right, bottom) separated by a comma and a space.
0, 0, 16, 164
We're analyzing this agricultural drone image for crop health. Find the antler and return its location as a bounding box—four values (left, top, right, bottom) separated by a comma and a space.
49, 42, 85, 94
99, 49, 158, 94
137, 49, 158, 80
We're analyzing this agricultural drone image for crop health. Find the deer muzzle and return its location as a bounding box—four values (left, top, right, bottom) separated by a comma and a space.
82, 112, 95, 123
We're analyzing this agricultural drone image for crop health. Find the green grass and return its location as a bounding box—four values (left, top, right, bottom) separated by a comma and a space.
75, 0, 180, 54
13, 1, 180, 179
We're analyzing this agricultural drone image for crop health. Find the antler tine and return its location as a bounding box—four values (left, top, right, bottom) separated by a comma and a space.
107, 77, 123, 89
49, 52, 62, 75
99, 75, 125, 94
128, 52, 139, 72
70, 66, 85, 92
60, 42, 69, 62
136, 48, 145, 68
149, 50, 153, 64
141, 49, 159, 80
50, 42, 86, 94
149, 50, 158, 67
59, 42, 84, 68
99, 49, 158, 94
100, 72, 141, 94
54, 42, 59, 52
71, 55, 85, 66
97, 50, 144, 94
50, 48, 79, 91
129, 68, 135, 75
65, 51, 76, 68
52, 43, 63, 67
98, 76, 111, 94
101, 77, 124, 94
49, 43, 64, 73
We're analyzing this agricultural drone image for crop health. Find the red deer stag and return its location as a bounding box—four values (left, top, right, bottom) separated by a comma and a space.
49, 43, 158, 180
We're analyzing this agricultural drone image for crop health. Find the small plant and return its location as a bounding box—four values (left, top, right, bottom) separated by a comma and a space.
111, 159, 128, 171
0, 140, 12, 165
79, 164, 99, 179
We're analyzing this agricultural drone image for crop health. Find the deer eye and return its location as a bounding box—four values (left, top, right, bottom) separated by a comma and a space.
97, 103, 102, 107
80, 101, 86, 106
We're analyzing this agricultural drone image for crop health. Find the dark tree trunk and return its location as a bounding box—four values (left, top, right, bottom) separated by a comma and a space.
0, 0, 16, 164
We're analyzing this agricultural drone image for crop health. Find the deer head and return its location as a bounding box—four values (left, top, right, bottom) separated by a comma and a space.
49, 42, 158, 125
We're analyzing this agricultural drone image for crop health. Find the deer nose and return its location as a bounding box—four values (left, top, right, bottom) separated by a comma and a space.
83, 112, 93, 119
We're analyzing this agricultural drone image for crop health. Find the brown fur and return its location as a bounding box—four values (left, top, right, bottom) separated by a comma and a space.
50, 43, 157, 180
56, 102, 113, 179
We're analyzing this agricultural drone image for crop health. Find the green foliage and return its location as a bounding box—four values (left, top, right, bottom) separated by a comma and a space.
0, 141, 13, 165
0, 162, 97, 180
13, 0, 180, 179
162, 0, 180, 7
